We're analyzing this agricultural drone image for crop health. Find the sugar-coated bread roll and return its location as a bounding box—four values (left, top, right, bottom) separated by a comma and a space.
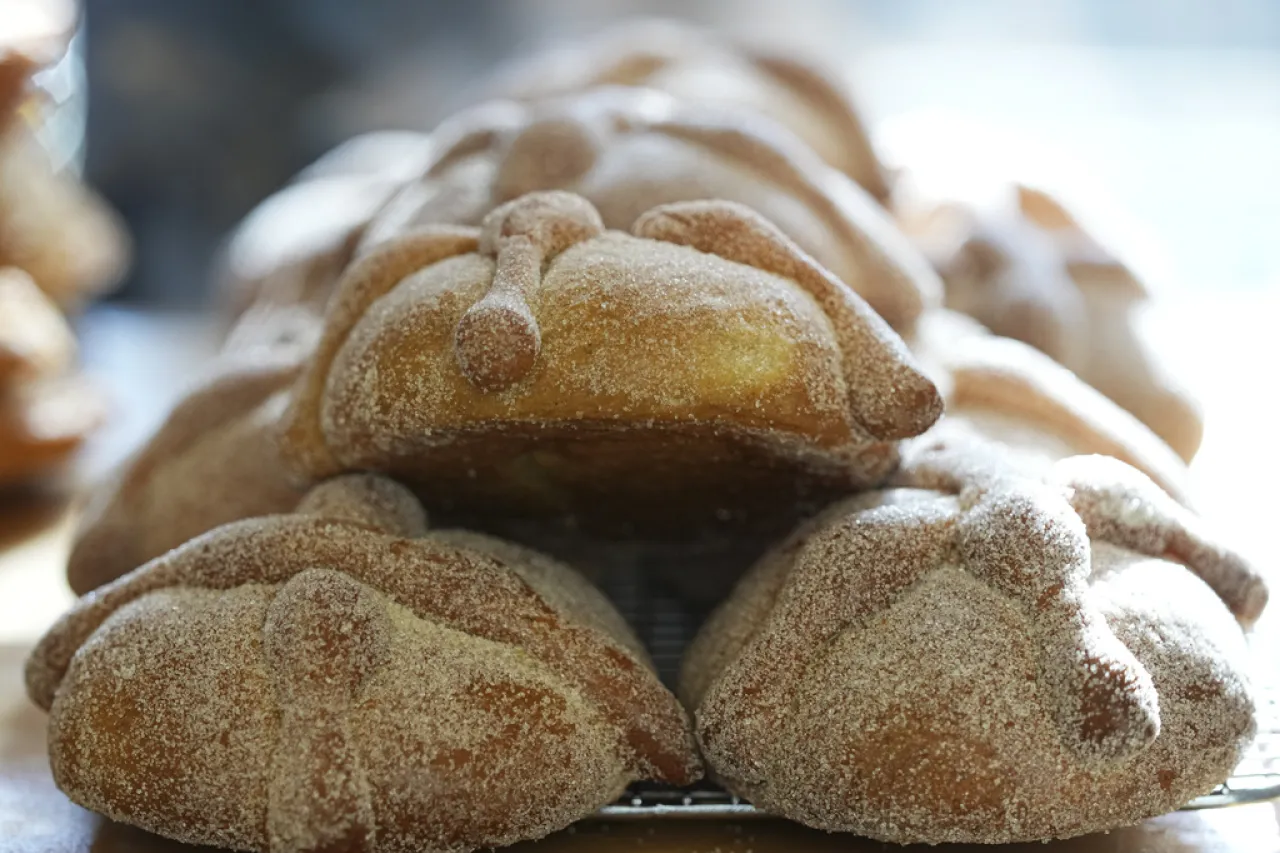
682, 452, 1264, 843
898, 174, 1201, 462
0, 268, 100, 486
279, 191, 941, 534
222, 88, 937, 335
477, 18, 890, 201
67, 347, 308, 594
907, 309, 1191, 503
30, 474, 701, 853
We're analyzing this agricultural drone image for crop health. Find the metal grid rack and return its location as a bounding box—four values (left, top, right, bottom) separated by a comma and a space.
591, 556, 1280, 819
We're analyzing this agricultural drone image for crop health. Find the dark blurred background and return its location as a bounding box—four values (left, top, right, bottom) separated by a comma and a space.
79, 0, 1280, 307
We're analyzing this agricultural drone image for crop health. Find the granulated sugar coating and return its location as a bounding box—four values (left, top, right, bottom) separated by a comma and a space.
27, 475, 700, 853
66, 347, 311, 595
279, 191, 941, 533
682, 451, 1263, 843
896, 434, 1267, 624
359, 85, 939, 332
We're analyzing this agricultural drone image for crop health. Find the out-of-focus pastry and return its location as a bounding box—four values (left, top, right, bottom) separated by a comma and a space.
0, 9, 116, 489
0, 264, 74, 382
898, 179, 1201, 462
0, 267, 100, 486
361, 87, 936, 333
29, 474, 700, 852
217, 130, 433, 323
219, 88, 937, 337
682, 452, 1264, 843
0, 129, 127, 307
1, 4, 128, 310
67, 344, 309, 594
280, 191, 942, 534
1015, 184, 1202, 461
902, 196, 1088, 368
907, 310, 1191, 503
477, 19, 890, 202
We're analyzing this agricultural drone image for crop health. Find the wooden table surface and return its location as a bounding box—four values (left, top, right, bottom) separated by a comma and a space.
1, 302, 1278, 852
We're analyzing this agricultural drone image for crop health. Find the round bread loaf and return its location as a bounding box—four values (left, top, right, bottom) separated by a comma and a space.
31, 474, 701, 852
67, 346, 310, 594
279, 191, 941, 533
682, 450, 1265, 843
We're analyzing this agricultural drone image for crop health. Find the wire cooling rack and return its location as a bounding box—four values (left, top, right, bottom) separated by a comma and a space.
587, 550, 1280, 819
593, 681, 1280, 820
1183, 674, 1280, 810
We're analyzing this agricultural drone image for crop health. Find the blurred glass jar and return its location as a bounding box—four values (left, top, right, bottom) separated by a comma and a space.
3, 0, 128, 310
3, 0, 84, 173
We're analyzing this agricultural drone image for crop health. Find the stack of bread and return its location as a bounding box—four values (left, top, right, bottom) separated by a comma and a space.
29, 19, 1269, 853
1, 2, 127, 489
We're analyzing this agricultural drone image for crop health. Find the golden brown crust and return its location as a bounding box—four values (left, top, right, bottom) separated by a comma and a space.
456, 193, 605, 391
67, 349, 310, 594
280, 191, 940, 530
477, 19, 890, 201
225, 86, 938, 335
361, 87, 936, 332
31, 475, 700, 851
279, 227, 481, 476
633, 200, 940, 439
682, 463, 1262, 842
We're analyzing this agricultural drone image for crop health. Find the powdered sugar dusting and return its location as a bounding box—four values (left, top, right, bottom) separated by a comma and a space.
358, 86, 937, 332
